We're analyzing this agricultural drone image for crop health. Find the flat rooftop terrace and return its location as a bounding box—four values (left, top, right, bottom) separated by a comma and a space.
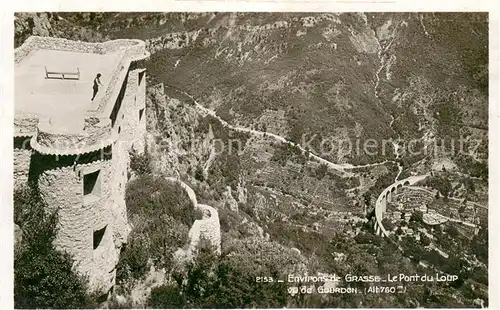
15, 49, 121, 118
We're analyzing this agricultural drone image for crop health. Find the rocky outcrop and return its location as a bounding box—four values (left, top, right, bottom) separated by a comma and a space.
14, 13, 56, 47
145, 84, 214, 177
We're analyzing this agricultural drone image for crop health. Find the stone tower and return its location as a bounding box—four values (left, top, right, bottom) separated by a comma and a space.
14, 36, 149, 294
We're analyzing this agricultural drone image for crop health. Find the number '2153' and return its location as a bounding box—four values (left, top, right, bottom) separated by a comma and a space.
255, 276, 274, 283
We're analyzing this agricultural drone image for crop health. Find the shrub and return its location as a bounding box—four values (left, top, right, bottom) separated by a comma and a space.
427, 176, 452, 198
314, 163, 328, 180
148, 239, 297, 308
194, 207, 205, 220
149, 284, 186, 308
125, 175, 195, 226
118, 175, 194, 284
194, 165, 205, 181
410, 211, 424, 223
381, 218, 396, 231
129, 149, 151, 175
115, 237, 149, 283
420, 233, 431, 246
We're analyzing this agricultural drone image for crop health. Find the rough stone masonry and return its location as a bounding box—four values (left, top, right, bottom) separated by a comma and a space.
14, 36, 150, 294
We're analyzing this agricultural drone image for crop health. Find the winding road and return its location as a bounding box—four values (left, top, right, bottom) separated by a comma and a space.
164, 84, 393, 174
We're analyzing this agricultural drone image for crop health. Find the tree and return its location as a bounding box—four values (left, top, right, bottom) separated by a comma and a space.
446, 225, 460, 238
462, 177, 475, 193
129, 148, 151, 175
435, 191, 441, 199
411, 211, 424, 223
420, 233, 431, 246
381, 218, 396, 231
396, 227, 404, 236
315, 164, 328, 180
194, 165, 205, 181
428, 176, 452, 198
471, 226, 488, 264
14, 186, 94, 308
363, 192, 371, 206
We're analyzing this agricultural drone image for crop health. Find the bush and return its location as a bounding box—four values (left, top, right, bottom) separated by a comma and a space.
129, 149, 151, 175
314, 163, 328, 180
410, 211, 424, 223
381, 218, 395, 231
148, 239, 299, 308
194, 165, 205, 181
149, 283, 186, 308
115, 237, 149, 283
125, 175, 195, 226
14, 186, 94, 308
420, 233, 431, 246
427, 176, 452, 198
117, 175, 194, 283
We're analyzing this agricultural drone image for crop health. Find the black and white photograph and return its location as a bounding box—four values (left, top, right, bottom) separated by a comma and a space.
3, 4, 495, 309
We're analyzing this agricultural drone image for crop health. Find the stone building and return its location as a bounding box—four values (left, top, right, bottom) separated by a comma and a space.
14, 36, 149, 294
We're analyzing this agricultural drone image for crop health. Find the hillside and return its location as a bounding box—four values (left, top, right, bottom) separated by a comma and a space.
14, 12, 488, 167
14, 12, 489, 308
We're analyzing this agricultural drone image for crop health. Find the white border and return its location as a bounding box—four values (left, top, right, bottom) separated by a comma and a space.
1, 2, 498, 310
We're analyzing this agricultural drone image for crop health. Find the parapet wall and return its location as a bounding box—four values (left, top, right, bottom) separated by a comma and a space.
164, 177, 221, 253
192, 204, 222, 254
15, 36, 148, 64
16, 36, 150, 155
13, 147, 31, 188
31, 116, 116, 156
14, 113, 39, 137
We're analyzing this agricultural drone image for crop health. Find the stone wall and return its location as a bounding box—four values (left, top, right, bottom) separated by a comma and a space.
32, 116, 114, 156
117, 68, 139, 151
135, 70, 147, 154
105, 39, 149, 62
164, 177, 221, 253
14, 35, 147, 294
109, 139, 131, 247
36, 157, 121, 291
13, 147, 31, 189
15, 36, 104, 64
107, 66, 147, 154
191, 204, 222, 254
14, 113, 38, 137
15, 36, 148, 64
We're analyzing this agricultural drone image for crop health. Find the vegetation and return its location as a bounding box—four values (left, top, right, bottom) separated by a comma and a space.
14, 186, 95, 308
471, 226, 488, 264
148, 238, 302, 308
125, 174, 195, 226
14, 12, 489, 308
117, 175, 195, 284
129, 147, 152, 175
425, 175, 453, 198
270, 143, 308, 167
365, 163, 399, 198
